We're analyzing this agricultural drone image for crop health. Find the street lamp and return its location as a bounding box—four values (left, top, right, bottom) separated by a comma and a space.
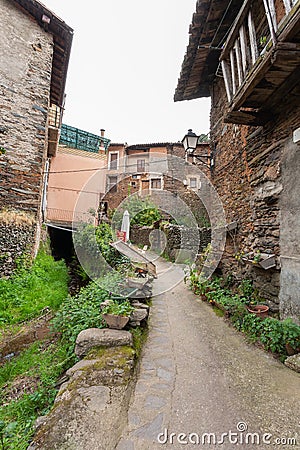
182, 129, 198, 154
182, 129, 213, 169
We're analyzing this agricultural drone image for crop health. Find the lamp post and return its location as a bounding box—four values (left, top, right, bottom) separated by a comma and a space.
182, 129, 213, 169
182, 129, 199, 154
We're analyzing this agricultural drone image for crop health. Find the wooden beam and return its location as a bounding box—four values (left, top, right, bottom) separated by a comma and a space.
248, 9, 258, 65
220, 0, 251, 59
221, 60, 232, 102
230, 49, 236, 95
239, 24, 248, 75
224, 109, 272, 125
282, 0, 291, 15
234, 39, 243, 86
268, 0, 278, 31
262, 0, 277, 44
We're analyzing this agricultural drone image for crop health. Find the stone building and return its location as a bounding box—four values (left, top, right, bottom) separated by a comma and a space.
175, 0, 300, 321
103, 141, 210, 227
0, 0, 73, 273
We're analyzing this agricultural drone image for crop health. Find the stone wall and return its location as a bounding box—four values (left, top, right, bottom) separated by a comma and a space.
0, 0, 53, 274
0, 221, 36, 275
159, 223, 211, 262
130, 223, 211, 263
209, 75, 300, 315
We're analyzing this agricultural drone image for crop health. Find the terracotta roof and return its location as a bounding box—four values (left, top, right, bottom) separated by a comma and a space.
13, 0, 73, 107
174, 0, 243, 101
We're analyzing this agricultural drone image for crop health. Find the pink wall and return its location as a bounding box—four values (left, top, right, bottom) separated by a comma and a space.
47, 148, 106, 224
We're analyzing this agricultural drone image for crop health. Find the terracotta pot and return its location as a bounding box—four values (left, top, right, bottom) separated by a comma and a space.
247, 304, 269, 318
285, 342, 300, 356
102, 314, 129, 330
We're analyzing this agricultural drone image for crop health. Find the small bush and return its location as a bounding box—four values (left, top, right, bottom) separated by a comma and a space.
52, 273, 124, 350
187, 272, 300, 359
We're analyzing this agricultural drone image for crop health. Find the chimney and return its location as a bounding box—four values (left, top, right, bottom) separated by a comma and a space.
100, 129, 105, 137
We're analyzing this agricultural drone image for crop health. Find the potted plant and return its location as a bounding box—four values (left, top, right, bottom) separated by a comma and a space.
246, 304, 269, 319
102, 299, 134, 329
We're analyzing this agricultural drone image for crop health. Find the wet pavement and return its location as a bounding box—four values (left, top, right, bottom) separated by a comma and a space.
117, 259, 300, 450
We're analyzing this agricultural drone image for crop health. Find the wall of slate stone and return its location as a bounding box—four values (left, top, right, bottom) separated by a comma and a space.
130, 223, 211, 264
0, 0, 53, 274
208, 75, 300, 318
0, 222, 36, 275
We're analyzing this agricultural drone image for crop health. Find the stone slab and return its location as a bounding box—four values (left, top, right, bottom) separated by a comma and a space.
75, 328, 133, 358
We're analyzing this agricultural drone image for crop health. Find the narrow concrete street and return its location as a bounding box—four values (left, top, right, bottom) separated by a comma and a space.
117, 259, 300, 450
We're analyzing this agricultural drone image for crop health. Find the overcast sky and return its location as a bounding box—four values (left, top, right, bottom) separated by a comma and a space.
44, 1, 211, 144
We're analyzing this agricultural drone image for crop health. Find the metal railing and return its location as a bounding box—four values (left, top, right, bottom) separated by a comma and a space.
46, 208, 95, 224
59, 124, 111, 153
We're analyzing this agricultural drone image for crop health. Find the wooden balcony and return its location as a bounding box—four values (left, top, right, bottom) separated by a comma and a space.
47, 104, 62, 156
220, 0, 300, 125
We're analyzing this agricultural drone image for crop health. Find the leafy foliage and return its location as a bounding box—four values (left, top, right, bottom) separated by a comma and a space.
112, 195, 161, 229
102, 299, 134, 317
52, 282, 106, 350
73, 223, 129, 279
187, 272, 300, 358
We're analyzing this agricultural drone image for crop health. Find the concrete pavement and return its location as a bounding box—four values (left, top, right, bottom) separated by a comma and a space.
117, 259, 300, 449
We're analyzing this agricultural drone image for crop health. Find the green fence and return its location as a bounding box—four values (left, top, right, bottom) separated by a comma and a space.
59, 124, 111, 153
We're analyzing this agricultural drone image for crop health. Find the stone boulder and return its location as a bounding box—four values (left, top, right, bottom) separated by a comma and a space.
75, 328, 133, 358
128, 308, 148, 327
284, 353, 300, 373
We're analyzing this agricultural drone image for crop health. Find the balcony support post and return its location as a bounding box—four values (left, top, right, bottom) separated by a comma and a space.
234, 39, 243, 86
262, 0, 278, 44
239, 24, 248, 75
282, 0, 291, 14
247, 9, 258, 64
230, 49, 237, 95
221, 60, 232, 102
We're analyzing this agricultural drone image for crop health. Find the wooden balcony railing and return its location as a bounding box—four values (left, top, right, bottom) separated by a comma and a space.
220, 0, 300, 124
48, 104, 62, 156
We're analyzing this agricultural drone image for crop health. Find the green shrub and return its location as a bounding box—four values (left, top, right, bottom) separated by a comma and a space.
73, 223, 129, 279
112, 195, 161, 228
102, 299, 134, 317
52, 283, 106, 350
188, 273, 300, 359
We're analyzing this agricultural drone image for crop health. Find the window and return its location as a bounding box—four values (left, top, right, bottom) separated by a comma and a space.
109, 152, 118, 170
108, 175, 117, 192
151, 178, 162, 189
190, 177, 197, 189
137, 159, 145, 172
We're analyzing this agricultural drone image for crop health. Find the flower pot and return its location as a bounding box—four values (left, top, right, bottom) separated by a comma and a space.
102, 314, 130, 330
285, 342, 300, 356
247, 305, 269, 318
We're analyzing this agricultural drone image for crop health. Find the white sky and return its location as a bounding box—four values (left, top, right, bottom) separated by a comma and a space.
44, 1, 211, 144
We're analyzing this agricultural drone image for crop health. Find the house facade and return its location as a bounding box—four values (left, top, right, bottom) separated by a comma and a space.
103, 141, 210, 227
0, 0, 73, 273
46, 125, 110, 227
175, 0, 300, 321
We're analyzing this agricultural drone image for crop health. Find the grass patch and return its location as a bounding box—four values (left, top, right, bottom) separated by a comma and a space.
0, 339, 74, 450
0, 249, 69, 327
